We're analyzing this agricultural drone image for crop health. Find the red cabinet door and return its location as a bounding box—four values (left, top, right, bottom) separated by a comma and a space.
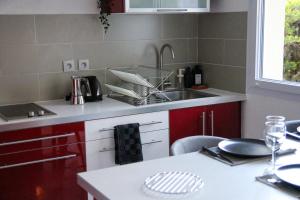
110, 0, 125, 13
0, 122, 87, 200
206, 102, 241, 139
169, 102, 241, 145
0, 143, 87, 200
169, 106, 206, 145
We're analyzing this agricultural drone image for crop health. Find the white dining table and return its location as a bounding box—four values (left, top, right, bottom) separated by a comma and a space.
77, 139, 300, 200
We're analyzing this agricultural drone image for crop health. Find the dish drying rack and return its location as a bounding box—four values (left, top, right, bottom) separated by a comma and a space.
105, 66, 174, 105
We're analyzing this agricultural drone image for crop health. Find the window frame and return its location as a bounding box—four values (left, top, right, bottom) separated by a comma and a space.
254, 0, 300, 95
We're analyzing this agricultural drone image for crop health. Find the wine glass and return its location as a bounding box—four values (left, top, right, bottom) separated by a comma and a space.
263, 120, 286, 174
265, 115, 285, 123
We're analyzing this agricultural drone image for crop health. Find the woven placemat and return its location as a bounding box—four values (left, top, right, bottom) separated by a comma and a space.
256, 174, 300, 199
200, 147, 296, 166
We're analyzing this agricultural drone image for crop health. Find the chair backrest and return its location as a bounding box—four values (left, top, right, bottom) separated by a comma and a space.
171, 135, 226, 156
285, 120, 300, 132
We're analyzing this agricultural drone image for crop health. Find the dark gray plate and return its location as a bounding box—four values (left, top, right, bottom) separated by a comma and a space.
275, 164, 300, 188
218, 138, 271, 157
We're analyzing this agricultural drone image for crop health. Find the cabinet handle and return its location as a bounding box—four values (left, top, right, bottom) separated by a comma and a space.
99, 140, 163, 152
142, 140, 162, 145
157, 9, 188, 12
99, 147, 114, 152
0, 154, 77, 170
210, 111, 214, 136
202, 112, 206, 135
99, 121, 163, 132
0, 133, 76, 147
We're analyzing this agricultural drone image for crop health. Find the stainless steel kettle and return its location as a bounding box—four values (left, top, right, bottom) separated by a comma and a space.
71, 76, 92, 105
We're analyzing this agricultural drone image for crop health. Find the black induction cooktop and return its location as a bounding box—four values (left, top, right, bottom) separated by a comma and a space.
0, 103, 56, 121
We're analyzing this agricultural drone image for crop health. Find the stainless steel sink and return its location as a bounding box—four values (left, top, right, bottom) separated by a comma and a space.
154, 89, 218, 101
109, 89, 218, 106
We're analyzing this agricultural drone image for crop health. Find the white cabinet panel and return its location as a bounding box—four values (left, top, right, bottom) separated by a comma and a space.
85, 112, 169, 200
142, 130, 169, 160
86, 129, 169, 171
85, 111, 169, 141
125, 0, 210, 13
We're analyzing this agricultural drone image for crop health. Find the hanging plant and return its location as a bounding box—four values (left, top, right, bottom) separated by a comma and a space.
97, 0, 113, 33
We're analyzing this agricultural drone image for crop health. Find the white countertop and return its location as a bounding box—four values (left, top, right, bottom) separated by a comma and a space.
0, 88, 246, 132
77, 140, 300, 200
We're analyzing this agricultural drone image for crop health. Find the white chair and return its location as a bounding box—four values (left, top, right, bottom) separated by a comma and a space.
171, 136, 226, 156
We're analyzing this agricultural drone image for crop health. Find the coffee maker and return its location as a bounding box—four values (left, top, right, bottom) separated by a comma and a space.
71, 76, 103, 105
83, 76, 103, 102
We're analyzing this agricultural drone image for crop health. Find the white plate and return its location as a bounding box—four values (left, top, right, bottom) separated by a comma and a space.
109, 69, 154, 88
105, 84, 143, 100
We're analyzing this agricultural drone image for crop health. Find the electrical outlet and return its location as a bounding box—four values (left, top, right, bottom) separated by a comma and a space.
78, 59, 90, 71
63, 60, 76, 72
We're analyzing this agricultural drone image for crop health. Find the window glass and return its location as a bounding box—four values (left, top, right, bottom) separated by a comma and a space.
260, 0, 300, 83
284, 0, 300, 82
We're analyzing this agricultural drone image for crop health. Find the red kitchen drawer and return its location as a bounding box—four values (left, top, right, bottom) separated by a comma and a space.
0, 122, 85, 155
0, 142, 86, 168
0, 142, 86, 200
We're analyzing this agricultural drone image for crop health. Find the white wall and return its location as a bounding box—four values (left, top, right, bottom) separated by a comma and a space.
243, 0, 300, 139
0, 0, 98, 14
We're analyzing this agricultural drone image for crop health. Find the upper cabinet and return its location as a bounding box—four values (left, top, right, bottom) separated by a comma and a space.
125, 0, 210, 13
0, 0, 246, 15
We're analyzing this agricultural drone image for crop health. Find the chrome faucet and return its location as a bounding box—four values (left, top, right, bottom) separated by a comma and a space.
158, 44, 175, 70
158, 44, 175, 91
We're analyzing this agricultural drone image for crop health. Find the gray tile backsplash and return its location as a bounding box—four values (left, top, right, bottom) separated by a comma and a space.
0, 12, 247, 104
0, 16, 35, 44
198, 12, 247, 93
36, 15, 103, 43
0, 74, 39, 105
162, 15, 198, 39
198, 12, 247, 39
223, 39, 247, 67
202, 64, 246, 93
198, 39, 224, 64
104, 15, 161, 41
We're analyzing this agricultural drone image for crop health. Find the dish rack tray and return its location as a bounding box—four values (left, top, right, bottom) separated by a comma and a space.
105, 65, 173, 102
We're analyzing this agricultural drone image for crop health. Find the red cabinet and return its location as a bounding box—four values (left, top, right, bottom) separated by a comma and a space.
206, 103, 241, 139
169, 102, 241, 145
110, 0, 125, 13
0, 122, 87, 200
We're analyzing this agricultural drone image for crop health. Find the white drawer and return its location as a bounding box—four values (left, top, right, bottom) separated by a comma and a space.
85, 111, 169, 141
86, 129, 169, 171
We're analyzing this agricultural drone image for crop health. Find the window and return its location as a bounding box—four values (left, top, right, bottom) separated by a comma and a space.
256, 0, 300, 93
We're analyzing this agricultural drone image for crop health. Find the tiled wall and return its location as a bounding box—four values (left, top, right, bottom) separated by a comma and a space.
198, 12, 247, 93
0, 12, 247, 105
0, 14, 198, 105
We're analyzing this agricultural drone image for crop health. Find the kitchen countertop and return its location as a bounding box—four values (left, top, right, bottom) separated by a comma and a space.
77, 140, 300, 200
0, 88, 246, 133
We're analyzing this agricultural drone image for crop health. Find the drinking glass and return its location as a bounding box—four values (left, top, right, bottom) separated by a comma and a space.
265, 115, 285, 123
263, 120, 286, 174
